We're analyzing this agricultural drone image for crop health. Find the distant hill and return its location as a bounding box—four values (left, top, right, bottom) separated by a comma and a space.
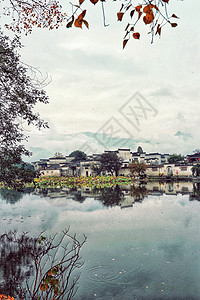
24, 131, 152, 162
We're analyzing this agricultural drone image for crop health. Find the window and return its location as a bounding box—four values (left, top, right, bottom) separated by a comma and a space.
152, 168, 158, 171
181, 166, 187, 171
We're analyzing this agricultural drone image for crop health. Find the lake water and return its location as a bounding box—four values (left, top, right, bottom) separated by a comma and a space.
1, 181, 200, 299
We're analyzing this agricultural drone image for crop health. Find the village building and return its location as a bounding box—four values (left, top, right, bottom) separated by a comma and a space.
32, 147, 196, 179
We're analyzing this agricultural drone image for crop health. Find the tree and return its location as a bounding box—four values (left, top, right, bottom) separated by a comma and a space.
69, 150, 87, 162
100, 152, 122, 176
137, 146, 143, 154
129, 161, 147, 178
1, 0, 179, 45
54, 152, 64, 158
130, 184, 148, 202
168, 154, 185, 164
0, 32, 48, 188
192, 164, 200, 177
99, 185, 124, 207
91, 162, 102, 176
0, 229, 86, 299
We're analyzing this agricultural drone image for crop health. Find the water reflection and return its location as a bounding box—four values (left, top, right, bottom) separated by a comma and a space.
1, 181, 200, 299
1, 180, 199, 208
0, 187, 34, 204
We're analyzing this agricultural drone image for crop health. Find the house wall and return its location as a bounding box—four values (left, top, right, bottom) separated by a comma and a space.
40, 169, 61, 177
146, 164, 193, 177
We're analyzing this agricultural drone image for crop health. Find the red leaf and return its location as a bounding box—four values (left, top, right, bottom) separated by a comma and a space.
66, 15, 74, 28
117, 12, 124, 21
170, 22, 178, 27
125, 23, 130, 31
126, 4, 132, 11
162, 0, 169, 3
123, 39, 129, 49
90, 0, 98, 4
130, 10, 135, 18
133, 32, 140, 39
120, 4, 124, 12
172, 14, 179, 18
79, 0, 85, 4
155, 24, 161, 36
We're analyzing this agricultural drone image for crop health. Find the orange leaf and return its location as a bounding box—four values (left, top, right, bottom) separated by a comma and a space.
79, 0, 85, 4
90, 0, 98, 4
40, 284, 48, 291
78, 9, 86, 20
83, 19, 89, 28
74, 18, 82, 28
135, 5, 142, 12
138, 11, 142, 20
133, 32, 140, 39
123, 39, 129, 49
117, 12, 124, 21
143, 11, 154, 24
143, 5, 151, 14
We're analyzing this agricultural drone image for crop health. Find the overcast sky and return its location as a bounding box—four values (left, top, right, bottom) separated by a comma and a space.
3, 0, 200, 158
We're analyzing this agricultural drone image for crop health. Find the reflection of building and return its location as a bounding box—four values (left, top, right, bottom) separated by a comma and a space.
146, 181, 193, 195
32, 180, 196, 209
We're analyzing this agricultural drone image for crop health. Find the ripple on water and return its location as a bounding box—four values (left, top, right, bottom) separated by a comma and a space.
87, 265, 141, 286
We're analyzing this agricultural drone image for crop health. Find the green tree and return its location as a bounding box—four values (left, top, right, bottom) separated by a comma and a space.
0, 32, 48, 188
100, 152, 122, 176
168, 154, 185, 163
69, 150, 87, 161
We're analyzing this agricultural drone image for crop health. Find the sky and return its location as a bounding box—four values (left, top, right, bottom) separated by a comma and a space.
2, 0, 200, 160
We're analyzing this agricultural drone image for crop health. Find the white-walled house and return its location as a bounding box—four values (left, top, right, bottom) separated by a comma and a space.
146, 163, 193, 178
40, 165, 61, 177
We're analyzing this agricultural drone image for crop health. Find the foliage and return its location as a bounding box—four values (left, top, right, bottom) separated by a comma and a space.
129, 162, 147, 177
69, 150, 87, 162
0, 295, 15, 300
2, 0, 179, 45
168, 154, 185, 163
99, 185, 124, 207
0, 31, 48, 188
137, 146, 143, 154
0, 229, 86, 300
53, 152, 64, 158
91, 163, 102, 176
100, 152, 122, 176
130, 184, 148, 201
192, 164, 200, 177
33, 175, 134, 189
